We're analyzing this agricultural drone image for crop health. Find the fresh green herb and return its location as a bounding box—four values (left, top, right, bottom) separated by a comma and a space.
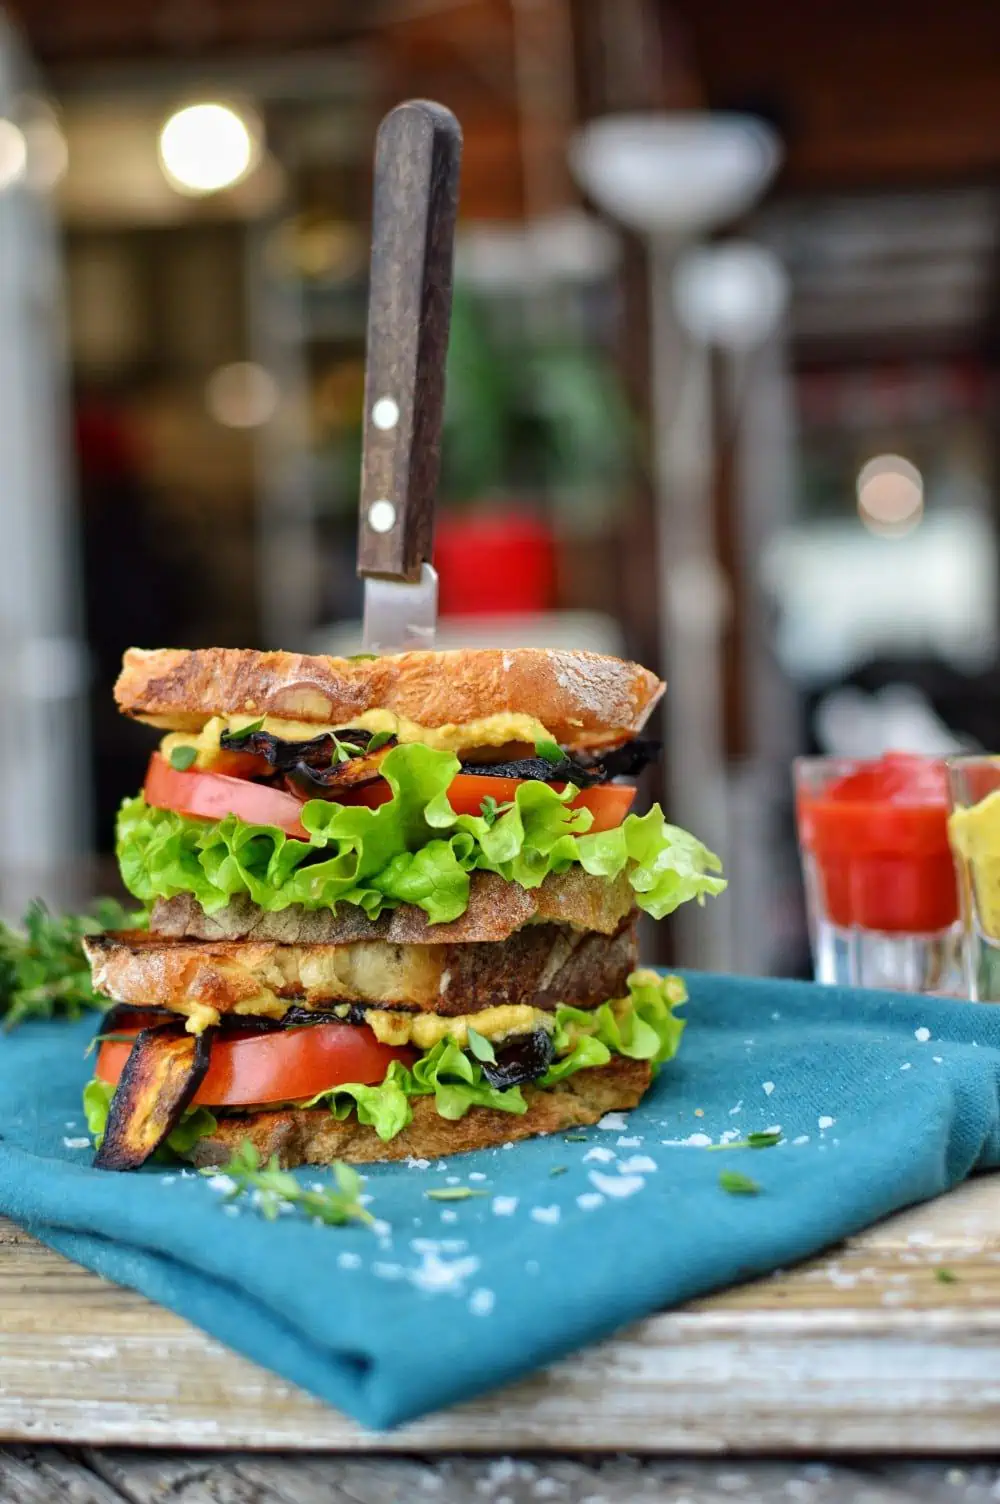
425, 1187, 489, 1202
225, 717, 265, 742
549, 1165, 568, 1177
201, 1139, 373, 1226
347, 653, 378, 662
719, 1170, 761, 1196
563, 1133, 588, 1142
935, 1267, 959, 1284
366, 730, 394, 753
331, 734, 363, 764
535, 738, 565, 765
465, 1027, 496, 1064
0, 899, 145, 1032
169, 745, 198, 772
479, 794, 514, 827
708, 1130, 782, 1152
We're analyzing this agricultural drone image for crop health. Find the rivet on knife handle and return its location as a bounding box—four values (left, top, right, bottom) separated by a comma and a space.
358, 100, 463, 583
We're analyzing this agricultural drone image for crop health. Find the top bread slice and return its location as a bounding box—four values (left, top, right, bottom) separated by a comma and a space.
115, 646, 664, 746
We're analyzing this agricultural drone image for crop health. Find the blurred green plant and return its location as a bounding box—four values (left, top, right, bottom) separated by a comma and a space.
441, 290, 636, 506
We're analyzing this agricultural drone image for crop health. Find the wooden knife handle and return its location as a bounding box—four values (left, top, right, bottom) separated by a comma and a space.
358, 100, 463, 582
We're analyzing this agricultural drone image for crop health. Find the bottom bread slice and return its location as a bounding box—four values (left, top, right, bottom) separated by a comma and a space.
188, 1056, 653, 1169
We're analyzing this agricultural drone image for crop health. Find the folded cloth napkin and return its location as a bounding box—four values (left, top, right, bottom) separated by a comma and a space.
1, 972, 999, 1431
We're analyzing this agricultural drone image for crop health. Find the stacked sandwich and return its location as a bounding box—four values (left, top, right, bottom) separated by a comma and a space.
83, 646, 724, 1170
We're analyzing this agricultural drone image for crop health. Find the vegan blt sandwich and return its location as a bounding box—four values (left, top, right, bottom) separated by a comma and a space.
83, 646, 724, 1170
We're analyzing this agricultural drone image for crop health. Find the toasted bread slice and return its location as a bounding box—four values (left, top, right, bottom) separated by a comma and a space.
115, 646, 664, 746
187, 1056, 653, 1168
84, 920, 637, 1025
149, 868, 638, 946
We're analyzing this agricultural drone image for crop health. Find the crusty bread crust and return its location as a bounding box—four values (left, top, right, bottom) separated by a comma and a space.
115, 646, 664, 744
149, 869, 638, 945
84, 920, 637, 1020
187, 1056, 653, 1168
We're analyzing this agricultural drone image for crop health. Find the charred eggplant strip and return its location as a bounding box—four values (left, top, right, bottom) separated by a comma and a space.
94, 1023, 214, 1171
221, 727, 397, 786
460, 739, 660, 788
480, 1028, 555, 1091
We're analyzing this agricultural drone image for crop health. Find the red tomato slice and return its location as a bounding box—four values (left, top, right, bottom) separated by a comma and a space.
144, 753, 309, 840
96, 1022, 416, 1108
145, 755, 636, 838
340, 772, 636, 833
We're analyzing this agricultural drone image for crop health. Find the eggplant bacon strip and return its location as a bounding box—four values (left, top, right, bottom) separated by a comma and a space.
94, 1023, 214, 1171
221, 727, 398, 798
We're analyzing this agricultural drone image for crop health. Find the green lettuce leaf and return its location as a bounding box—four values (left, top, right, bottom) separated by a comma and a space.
303, 1041, 527, 1137
117, 743, 725, 923
542, 969, 686, 1084
82, 1076, 217, 1157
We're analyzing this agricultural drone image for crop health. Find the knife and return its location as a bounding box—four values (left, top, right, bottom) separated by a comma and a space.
358, 99, 463, 654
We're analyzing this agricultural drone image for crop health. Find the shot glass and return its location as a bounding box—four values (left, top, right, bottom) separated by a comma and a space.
946, 756, 1000, 1001
794, 753, 962, 993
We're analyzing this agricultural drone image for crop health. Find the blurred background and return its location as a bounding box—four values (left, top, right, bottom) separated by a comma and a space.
1, 0, 998, 975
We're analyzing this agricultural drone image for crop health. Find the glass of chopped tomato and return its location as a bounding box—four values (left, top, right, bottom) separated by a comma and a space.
794, 752, 963, 994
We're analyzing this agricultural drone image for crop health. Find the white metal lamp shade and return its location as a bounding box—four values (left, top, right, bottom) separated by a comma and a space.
569, 112, 782, 238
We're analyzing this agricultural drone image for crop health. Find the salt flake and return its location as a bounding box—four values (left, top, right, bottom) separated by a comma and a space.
492, 1195, 518, 1216
619, 1155, 657, 1174
915, 1027, 931, 1043
583, 1146, 616, 1164
818, 1116, 835, 1130
589, 1170, 644, 1198
762, 1081, 775, 1096
531, 1205, 561, 1226
62, 1137, 90, 1150
597, 1112, 629, 1131
469, 1288, 495, 1316
576, 1192, 604, 1210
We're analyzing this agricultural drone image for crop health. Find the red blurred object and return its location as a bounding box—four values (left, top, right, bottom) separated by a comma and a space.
796, 752, 957, 934
434, 513, 555, 615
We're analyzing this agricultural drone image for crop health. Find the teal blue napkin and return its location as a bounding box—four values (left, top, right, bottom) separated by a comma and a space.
1, 973, 999, 1430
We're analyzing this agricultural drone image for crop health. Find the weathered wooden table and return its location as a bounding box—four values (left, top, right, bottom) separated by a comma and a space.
3, 1176, 1000, 1499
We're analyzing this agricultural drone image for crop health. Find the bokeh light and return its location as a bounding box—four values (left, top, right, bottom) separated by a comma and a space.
158, 102, 257, 195
857, 454, 924, 537
205, 362, 279, 428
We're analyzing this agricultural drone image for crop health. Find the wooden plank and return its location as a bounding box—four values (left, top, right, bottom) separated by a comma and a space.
1, 1177, 999, 1453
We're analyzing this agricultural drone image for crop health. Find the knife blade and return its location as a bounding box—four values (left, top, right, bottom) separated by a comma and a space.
357, 100, 462, 653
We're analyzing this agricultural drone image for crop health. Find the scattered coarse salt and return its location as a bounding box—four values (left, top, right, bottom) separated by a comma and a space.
440, 1209, 458, 1224
469, 1288, 495, 1317
407, 1157, 431, 1170
793, 1135, 810, 1146
619, 1155, 657, 1174
468, 1171, 487, 1182
818, 1116, 835, 1131
502, 1141, 515, 1150
597, 1112, 629, 1131
372, 1262, 404, 1281
445, 1176, 461, 1185
576, 1192, 604, 1210
900, 1062, 912, 1071
589, 1171, 644, 1199
160, 1176, 176, 1186
492, 1196, 518, 1216
729, 1101, 743, 1116
531, 1205, 561, 1226
718, 1129, 741, 1144
206, 1174, 237, 1195
616, 1136, 641, 1148
933, 1056, 944, 1064
583, 1146, 616, 1164
915, 1027, 931, 1043
410, 1252, 480, 1294
223, 1205, 240, 1218
666, 1131, 713, 1148
62, 1137, 90, 1150
372, 1219, 391, 1240
762, 1081, 775, 1097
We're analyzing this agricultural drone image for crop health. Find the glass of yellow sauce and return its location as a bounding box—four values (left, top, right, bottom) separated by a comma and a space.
946, 756, 1000, 1000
